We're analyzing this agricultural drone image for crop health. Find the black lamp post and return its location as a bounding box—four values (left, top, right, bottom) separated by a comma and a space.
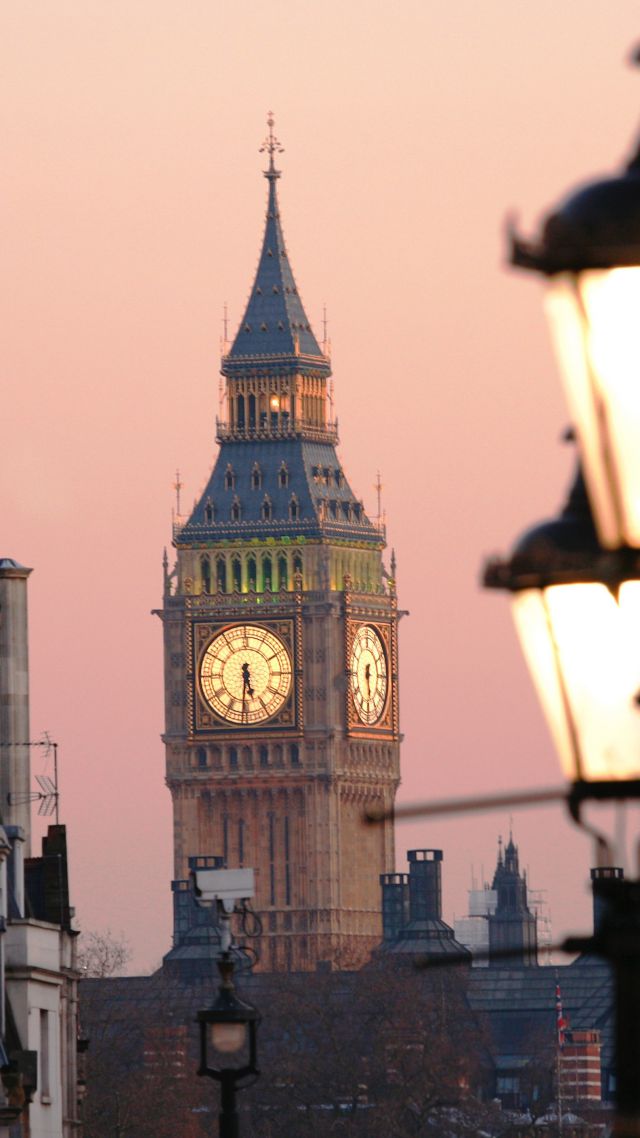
197, 954, 260, 1138
510, 53, 640, 551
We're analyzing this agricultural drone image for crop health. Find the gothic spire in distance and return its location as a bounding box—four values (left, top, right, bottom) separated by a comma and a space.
222, 113, 331, 379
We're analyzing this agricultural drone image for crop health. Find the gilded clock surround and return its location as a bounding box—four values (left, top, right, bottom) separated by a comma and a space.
349, 623, 389, 726
199, 623, 293, 725
191, 616, 299, 734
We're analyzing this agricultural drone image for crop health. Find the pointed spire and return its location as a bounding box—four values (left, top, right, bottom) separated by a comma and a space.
223, 114, 330, 379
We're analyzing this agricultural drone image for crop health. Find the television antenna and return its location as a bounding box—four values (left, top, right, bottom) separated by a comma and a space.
1, 733, 60, 823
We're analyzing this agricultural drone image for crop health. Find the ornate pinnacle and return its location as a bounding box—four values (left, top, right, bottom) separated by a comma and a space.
259, 111, 284, 179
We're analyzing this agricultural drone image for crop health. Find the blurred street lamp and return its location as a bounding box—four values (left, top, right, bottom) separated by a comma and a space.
484, 471, 640, 1137
510, 53, 640, 550
488, 51, 640, 1135
197, 954, 260, 1138
484, 469, 640, 802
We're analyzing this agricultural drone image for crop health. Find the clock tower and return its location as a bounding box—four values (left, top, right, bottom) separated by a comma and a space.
161, 118, 400, 972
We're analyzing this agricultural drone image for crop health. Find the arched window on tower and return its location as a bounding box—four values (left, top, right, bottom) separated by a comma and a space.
278, 554, 289, 590
261, 495, 272, 522
231, 496, 241, 522
249, 394, 256, 430
204, 498, 215, 523
216, 556, 227, 593
247, 555, 257, 592
237, 394, 245, 429
200, 555, 211, 594
229, 746, 238, 771
260, 745, 269, 769
290, 743, 300, 767
224, 464, 235, 491
197, 747, 208, 769
251, 463, 262, 490
293, 553, 303, 583
263, 554, 272, 591
232, 556, 242, 592
279, 462, 289, 488
289, 494, 300, 521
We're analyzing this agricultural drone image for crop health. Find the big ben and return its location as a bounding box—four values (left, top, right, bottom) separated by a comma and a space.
161, 118, 400, 972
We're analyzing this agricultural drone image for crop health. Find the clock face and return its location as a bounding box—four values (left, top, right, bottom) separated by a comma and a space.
350, 625, 388, 725
199, 624, 292, 725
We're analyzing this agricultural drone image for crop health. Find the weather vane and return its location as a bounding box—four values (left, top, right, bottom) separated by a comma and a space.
259, 111, 284, 176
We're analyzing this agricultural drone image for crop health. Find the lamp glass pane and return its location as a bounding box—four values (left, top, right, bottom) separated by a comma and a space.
545, 276, 619, 548
546, 269, 640, 548
210, 1021, 247, 1054
514, 582, 640, 781
512, 589, 578, 779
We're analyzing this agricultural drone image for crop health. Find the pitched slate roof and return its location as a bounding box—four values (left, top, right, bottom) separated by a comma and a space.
177, 438, 382, 547
468, 956, 615, 1071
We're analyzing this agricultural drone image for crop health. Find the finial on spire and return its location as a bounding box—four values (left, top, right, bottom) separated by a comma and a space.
375, 471, 384, 529
259, 111, 284, 179
174, 469, 182, 517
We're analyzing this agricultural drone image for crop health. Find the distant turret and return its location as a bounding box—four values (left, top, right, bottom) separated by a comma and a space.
488, 834, 538, 967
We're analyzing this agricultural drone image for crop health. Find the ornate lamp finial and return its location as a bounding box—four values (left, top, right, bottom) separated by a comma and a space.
259, 111, 284, 179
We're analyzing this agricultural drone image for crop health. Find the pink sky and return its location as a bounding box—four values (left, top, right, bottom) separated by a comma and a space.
3, 1, 640, 971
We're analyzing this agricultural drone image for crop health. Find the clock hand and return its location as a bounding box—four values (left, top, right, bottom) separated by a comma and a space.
364, 662, 372, 699
241, 661, 254, 698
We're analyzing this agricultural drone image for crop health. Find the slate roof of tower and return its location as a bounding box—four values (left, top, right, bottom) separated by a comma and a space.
222, 148, 330, 378
177, 438, 382, 546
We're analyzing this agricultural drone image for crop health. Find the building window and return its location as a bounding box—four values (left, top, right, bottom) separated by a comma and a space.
260, 745, 269, 769
204, 498, 214, 523
261, 495, 272, 522
269, 814, 276, 905
238, 819, 245, 865
237, 394, 245, 429
278, 555, 288, 590
251, 463, 262, 490
289, 495, 300, 521
224, 464, 235, 490
232, 557, 242, 592
40, 1010, 51, 1102
197, 747, 207, 769
279, 462, 289, 488
290, 743, 300, 767
247, 555, 257, 591
201, 556, 211, 594
229, 747, 238, 771
216, 556, 227, 593
284, 816, 291, 905
231, 496, 241, 522
293, 553, 303, 580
